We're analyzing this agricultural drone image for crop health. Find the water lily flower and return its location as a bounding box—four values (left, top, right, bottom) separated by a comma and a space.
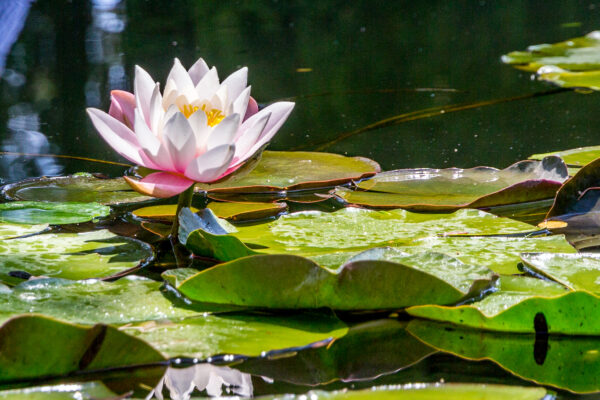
87, 57, 294, 198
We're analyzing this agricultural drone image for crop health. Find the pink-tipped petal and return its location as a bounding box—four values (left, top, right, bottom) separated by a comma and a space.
86, 108, 144, 165
184, 144, 235, 182
134, 109, 174, 171
222, 67, 248, 104
206, 113, 240, 151
109, 90, 136, 129
188, 58, 210, 86
162, 112, 197, 172
243, 96, 259, 122
124, 172, 194, 198
242, 101, 294, 157
134, 65, 156, 126
232, 111, 270, 164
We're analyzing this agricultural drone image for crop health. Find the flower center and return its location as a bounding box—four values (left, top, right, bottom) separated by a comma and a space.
180, 104, 225, 127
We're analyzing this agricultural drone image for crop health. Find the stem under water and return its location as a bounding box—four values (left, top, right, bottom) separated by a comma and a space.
170, 184, 195, 239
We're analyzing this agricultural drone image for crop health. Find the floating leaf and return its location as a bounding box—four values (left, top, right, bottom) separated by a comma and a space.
530, 145, 600, 167
0, 229, 153, 281
238, 319, 436, 385
0, 277, 202, 325
180, 207, 575, 275
521, 252, 600, 292
196, 151, 379, 194
407, 275, 600, 334
408, 319, 600, 393
134, 202, 286, 222
537, 66, 600, 90
164, 251, 496, 310
0, 382, 117, 399
0, 222, 47, 241
0, 201, 109, 225
336, 158, 566, 212
260, 384, 549, 400
123, 312, 348, 359
1, 173, 153, 205
0, 314, 164, 384
502, 31, 600, 72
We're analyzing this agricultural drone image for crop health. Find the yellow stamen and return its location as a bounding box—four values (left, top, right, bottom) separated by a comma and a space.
179, 104, 226, 127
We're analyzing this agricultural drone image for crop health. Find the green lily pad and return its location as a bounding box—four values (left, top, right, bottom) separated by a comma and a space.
133, 202, 287, 222
260, 384, 549, 400
0, 222, 47, 240
164, 251, 496, 310
521, 252, 600, 292
407, 275, 600, 334
537, 66, 600, 90
502, 31, 600, 72
196, 151, 380, 193
0, 229, 153, 281
530, 146, 600, 167
408, 319, 600, 394
0, 201, 110, 225
123, 312, 348, 359
0, 314, 164, 384
0, 382, 117, 399
238, 319, 437, 385
180, 207, 575, 275
0, 277, 202, 325
336, 158, 566, 212
1, 173, 153, 205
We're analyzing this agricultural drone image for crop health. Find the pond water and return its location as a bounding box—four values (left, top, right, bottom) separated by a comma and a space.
1, 1, 600, 399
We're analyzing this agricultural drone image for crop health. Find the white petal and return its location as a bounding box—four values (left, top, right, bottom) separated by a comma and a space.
188, 58, 210, 86
149, 83, 163, 133
233, 111, 270, 162
187, 110, 211, 153
195, 67, 220, 100
184, 144, 235, 182
86, 108, 144, 166
134, 109, 160, 154
222, 67, 247, 103
162, 78, 178, 109
210, 84, 228, 111
166, 58, 197, 100
162, 112, 197, 172
230, 86, 251, 122
207, 113, 240, 151
134, 65, 155, 125
239, 101, 294, 160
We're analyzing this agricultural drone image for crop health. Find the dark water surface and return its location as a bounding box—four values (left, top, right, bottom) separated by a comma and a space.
2, 2, 600, 399
1, 0, 600, 183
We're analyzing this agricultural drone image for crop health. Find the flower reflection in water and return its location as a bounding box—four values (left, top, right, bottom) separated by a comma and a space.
146, 364, 253, 400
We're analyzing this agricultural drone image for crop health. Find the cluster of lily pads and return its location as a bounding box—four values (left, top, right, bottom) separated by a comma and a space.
3, 32, 600, 399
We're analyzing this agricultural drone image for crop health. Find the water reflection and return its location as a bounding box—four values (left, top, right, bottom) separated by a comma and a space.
146, 364, 253, 400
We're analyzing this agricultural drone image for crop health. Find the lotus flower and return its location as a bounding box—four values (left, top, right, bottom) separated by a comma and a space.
86, 57, 294, 198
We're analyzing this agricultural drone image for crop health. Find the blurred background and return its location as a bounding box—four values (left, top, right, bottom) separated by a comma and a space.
0, 0, 599, 183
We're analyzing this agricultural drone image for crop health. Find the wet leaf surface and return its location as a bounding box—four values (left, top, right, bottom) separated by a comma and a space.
134, 202, 287, 222
0, 201, 110, 225
335, 158, 567, 212
0, 229, 153, 281
408, 319, 600, 393
0, 382, 117, 399
407, 275, 600, 334
530, 146, 600, 167
196, 151, 380, 193
123, 312, 348, 359
1, 174, 153, 205
180, 207, 575, 275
